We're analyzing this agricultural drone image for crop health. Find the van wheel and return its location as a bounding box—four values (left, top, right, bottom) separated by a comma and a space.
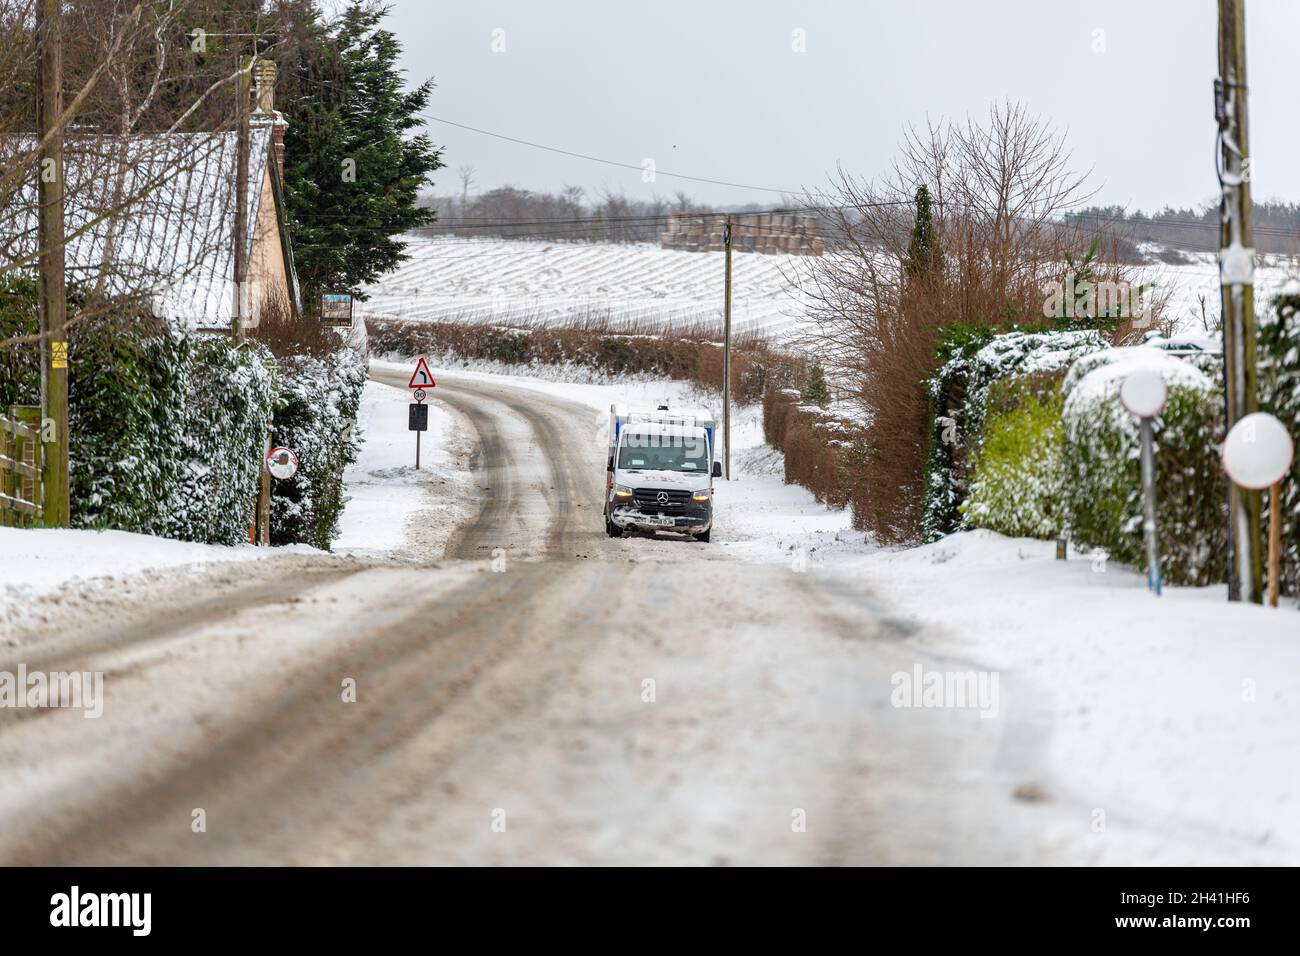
605, 517, 622, 538
694, 529, 711, 543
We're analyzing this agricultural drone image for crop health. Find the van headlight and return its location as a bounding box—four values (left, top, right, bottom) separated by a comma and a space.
692, 491, 711, 502
613, 484, 634, 499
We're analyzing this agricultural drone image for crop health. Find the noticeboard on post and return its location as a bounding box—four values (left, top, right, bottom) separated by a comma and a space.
320, 292, 354, 327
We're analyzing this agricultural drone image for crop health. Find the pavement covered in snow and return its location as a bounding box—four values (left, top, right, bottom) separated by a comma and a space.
5, 357, 1296, 864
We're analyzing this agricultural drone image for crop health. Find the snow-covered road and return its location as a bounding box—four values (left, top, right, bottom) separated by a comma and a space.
0, 369, 1079, 865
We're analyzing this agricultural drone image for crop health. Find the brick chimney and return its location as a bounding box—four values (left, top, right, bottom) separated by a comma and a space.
251, 58, 287, 176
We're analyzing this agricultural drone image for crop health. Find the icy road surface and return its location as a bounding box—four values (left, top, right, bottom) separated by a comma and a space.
0, 372, 1073, 865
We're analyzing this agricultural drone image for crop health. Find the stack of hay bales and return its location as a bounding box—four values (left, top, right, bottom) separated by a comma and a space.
659, 213, 825, 255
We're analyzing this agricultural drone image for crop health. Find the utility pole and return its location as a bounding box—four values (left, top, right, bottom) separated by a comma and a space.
232, 52, 253, 339
36, 0, 69, 527
1216, 0, 1263, 602
722, 213, 733, 480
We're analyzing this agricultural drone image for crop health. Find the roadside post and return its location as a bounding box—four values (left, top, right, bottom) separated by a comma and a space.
1120, 370, 1168, 595
722, 213, 733, 480
257, 445, 299, 545
410, 389, 429, 468
1222, 412, 1294, 608
407, 358, 436, 469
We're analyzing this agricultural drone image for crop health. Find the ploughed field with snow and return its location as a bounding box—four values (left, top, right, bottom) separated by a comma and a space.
357, 235, 811, 339
358, 236, 1300, 343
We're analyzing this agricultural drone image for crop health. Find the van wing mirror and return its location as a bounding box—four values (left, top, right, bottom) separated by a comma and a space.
712, 461, 722, 478
608, 455, 615, 472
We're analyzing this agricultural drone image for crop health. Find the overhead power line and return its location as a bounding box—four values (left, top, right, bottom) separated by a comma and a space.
424, 115, 803, 195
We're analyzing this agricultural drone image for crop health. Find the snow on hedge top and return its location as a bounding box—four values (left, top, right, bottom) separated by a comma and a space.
2, 128, 274, 331
1063, 344, 1215, 413
972, 329, 1109, 377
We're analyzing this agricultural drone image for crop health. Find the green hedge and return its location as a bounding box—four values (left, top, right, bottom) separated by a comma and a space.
960, 374, 1067, 539
1261, 294, 1300, 594
269, 348, 366, 549
1060, 350, 1227, 586
1, 279, 370, 547
167, 339, 277, 545
921, 326, 1109, 541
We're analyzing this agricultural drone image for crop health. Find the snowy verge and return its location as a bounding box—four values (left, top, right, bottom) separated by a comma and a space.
1, 376, 474, 628
1, 528, 310, 631
334, 376, 475, 561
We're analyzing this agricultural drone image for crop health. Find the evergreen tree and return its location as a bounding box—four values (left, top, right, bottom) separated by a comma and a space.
904, 184, 942, 281
280, 3, 443, 305
802, 364, 831, 408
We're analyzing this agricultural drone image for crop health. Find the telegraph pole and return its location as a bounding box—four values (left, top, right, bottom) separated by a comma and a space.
722, 213, 733, 480
232, 52, 253, 339
1216, 0, 1263, 602
36, 0, 69, 527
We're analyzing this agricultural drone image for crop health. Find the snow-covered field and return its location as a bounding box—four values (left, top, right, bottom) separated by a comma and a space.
1144, 248, 1296, 334
359, 236, 1300, 343
358, 235, 810, 339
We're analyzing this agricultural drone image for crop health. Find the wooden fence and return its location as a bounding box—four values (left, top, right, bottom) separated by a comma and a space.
0, 406, 43, 527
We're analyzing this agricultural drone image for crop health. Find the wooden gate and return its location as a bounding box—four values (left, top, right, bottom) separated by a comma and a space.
0, 406, 43, 527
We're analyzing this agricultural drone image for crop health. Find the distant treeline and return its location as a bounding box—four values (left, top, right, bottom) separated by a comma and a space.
415, 187, 1300, 260
1065, 202, 1300, 259
414, 186, 774, 243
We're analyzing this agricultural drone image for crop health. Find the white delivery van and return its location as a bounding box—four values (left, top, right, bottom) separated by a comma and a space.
605, 403, 721, 542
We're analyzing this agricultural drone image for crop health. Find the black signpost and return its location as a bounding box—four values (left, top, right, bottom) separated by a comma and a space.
406, 363, 434, 469
409, 399, 428, 469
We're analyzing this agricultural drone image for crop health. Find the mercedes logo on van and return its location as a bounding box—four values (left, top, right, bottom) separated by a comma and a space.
657, 492, 669, 504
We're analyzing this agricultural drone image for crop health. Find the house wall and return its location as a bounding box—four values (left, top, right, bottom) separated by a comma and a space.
245, 165, 292, 329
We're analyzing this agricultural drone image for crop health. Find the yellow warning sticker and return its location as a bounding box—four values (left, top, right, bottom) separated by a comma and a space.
51, 341, 67, 369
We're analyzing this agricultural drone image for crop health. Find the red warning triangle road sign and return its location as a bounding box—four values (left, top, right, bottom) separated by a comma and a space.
408, 357, 436, 389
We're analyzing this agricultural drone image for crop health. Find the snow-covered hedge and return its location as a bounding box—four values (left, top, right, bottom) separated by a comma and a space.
166, 339, 277, 545
762, 387, 864, 510
368, 316, 805, 405
269, 347, 366, 549
1261, 292, 1300, 594
922, 327, 1109, 541
64, 319, 276, 544
1060, 346, 1227, 586
68, 323, 188, 535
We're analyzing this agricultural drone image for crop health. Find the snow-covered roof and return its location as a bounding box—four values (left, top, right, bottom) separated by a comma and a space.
2, 126, 280, 331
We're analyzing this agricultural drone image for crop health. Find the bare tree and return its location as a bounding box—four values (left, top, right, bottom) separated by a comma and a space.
0, 0, 274, 349
457, 164, 476, 207
793, 101, 1159, 541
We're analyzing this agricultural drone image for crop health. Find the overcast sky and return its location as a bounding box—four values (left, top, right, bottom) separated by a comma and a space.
383, 0, 1300, 212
